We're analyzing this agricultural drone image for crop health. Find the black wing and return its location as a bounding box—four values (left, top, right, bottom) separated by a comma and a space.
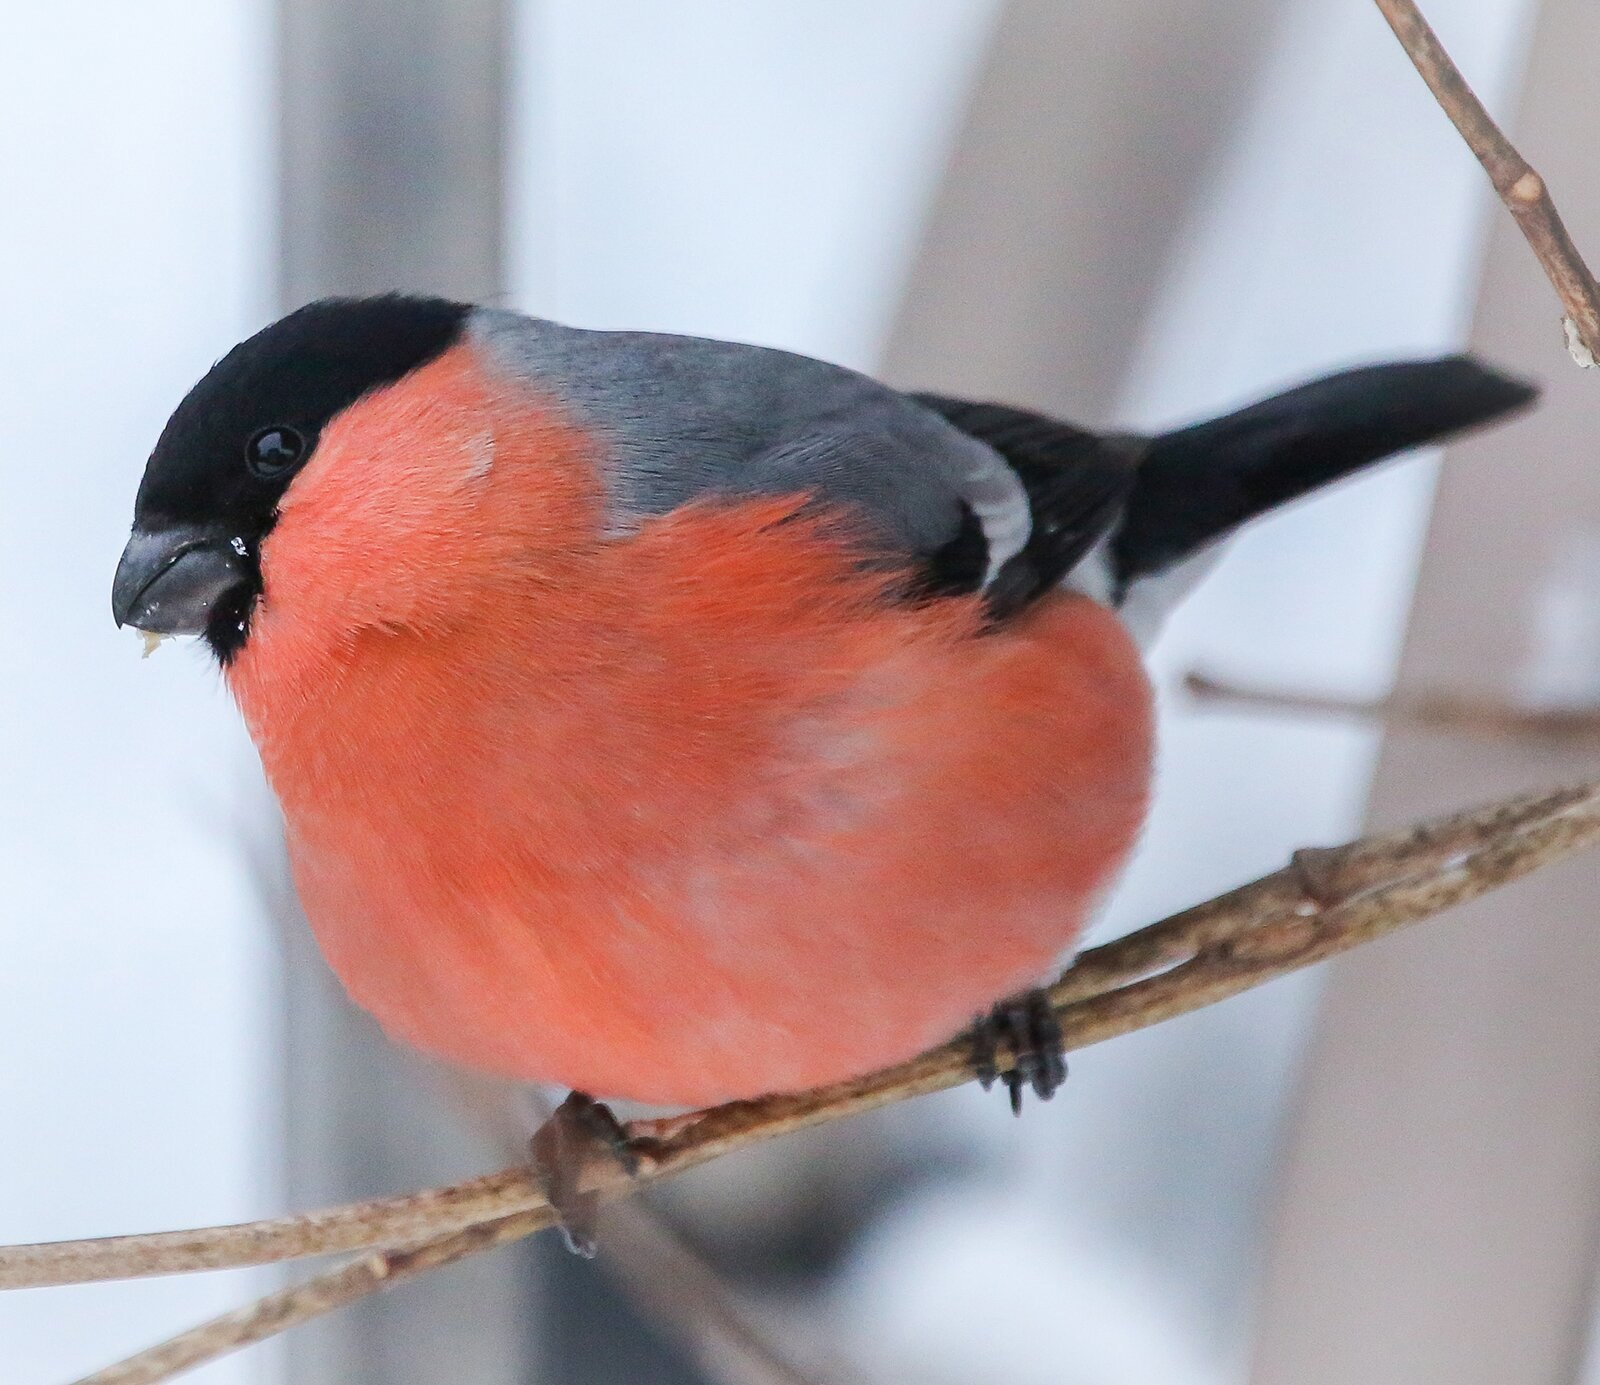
911, 395, 1137, 620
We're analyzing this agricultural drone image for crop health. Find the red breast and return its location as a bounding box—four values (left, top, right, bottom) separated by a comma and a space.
226, 342, 1155, 1105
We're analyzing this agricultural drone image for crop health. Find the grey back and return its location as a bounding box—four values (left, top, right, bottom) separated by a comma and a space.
469, 308, 1031, 578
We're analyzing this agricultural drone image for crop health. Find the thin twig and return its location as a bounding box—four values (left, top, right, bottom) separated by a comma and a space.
0, 1169, 546, 1290
73, 1213, 554, 1385
40, 779, 1600, 1384
1373, 0, 1600, 366
1185, 671, 1600, 741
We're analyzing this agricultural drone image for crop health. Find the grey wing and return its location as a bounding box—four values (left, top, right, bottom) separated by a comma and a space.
713, 392, 1138, 617
729, 405, 1037, 588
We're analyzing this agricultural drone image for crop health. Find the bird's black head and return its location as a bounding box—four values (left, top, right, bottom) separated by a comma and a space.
112, 294, 469, 662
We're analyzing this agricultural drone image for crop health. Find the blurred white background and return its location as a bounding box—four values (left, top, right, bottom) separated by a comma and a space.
1, 4, 279, 1383
0, 1, 1548, 1381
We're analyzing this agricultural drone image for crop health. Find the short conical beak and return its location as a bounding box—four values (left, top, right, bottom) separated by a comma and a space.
112, 525, 250, 634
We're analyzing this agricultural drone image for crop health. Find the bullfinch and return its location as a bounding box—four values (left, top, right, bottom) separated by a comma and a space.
111, 296, 1534, 1113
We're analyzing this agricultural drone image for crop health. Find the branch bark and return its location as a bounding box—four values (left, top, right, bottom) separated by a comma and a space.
1373, 0, 1600, 366
5, 779, 1594, 1382
75, 1214, 553, 1385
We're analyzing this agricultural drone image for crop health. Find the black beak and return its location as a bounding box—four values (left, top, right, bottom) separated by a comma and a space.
112, 525, 251, 635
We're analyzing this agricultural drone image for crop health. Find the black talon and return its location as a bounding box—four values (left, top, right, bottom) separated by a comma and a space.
969, 991, 1067, 1114
529, 1091, 639, 1256
971, 1021, 1000, 1094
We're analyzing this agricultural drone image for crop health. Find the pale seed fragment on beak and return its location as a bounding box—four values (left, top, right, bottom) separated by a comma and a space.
139, 630, 171, 659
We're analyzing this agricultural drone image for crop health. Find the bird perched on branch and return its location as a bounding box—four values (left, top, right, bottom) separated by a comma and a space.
113, 297, 1533, 1117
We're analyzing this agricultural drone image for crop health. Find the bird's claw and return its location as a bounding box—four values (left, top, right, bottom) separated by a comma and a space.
970, 990, 1067, 1114
528, 1091, 639, 1257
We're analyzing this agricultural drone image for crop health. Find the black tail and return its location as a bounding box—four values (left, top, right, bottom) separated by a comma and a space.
1111, 357, 1536, 590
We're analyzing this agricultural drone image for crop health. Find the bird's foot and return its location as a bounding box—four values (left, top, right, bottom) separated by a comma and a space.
528, 1091, 640, 1257
969, 989, 1068, 1115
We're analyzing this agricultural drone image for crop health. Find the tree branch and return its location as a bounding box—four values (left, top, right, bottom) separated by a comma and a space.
74, 1213, 554, 1385
0, 1168, 546, 1291
1373, 0, 1600, 366
1184, 671, 1600, 741
11, 779, 1596, 1382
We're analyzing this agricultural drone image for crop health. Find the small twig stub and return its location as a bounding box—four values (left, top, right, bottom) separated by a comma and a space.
1373, 0, 1600, 366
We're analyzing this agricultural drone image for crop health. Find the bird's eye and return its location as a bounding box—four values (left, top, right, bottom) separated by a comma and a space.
245, 425, 306, 477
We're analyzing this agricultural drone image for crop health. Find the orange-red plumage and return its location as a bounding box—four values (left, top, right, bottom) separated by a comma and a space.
227, 343, 1154, 1104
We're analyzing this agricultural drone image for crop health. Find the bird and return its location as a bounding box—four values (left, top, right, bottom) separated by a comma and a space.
112, 295, 1535, 1115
